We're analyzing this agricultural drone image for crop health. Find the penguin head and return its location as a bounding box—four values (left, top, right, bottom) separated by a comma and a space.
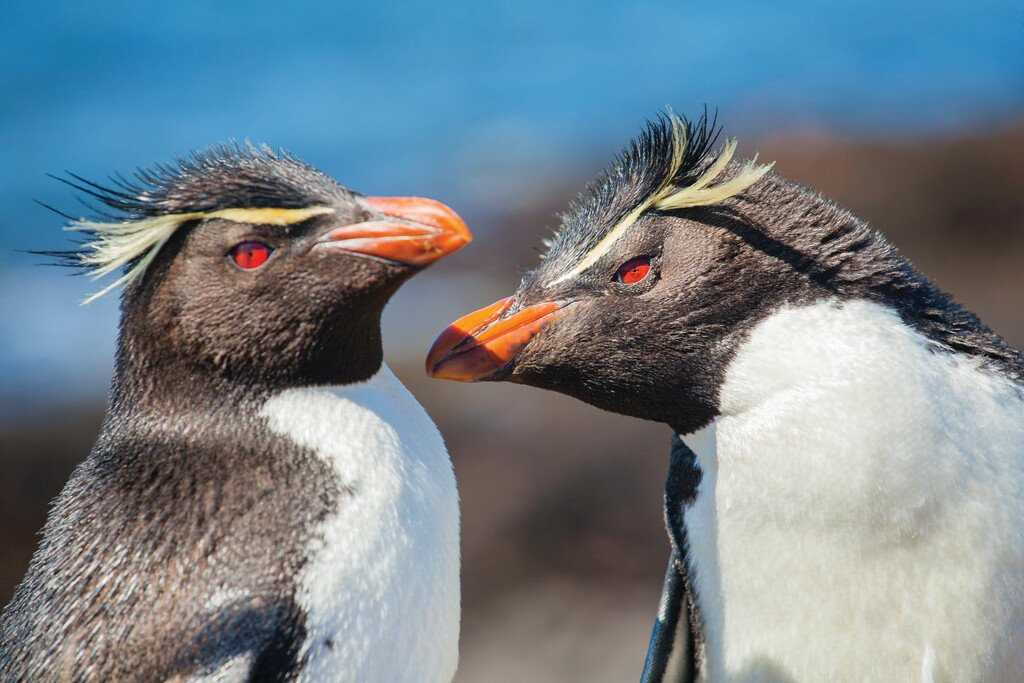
56, 145, 471, 387
427, 113, 783, 433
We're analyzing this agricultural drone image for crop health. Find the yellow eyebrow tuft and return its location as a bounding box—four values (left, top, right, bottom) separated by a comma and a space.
205, 206, 334, 226
548, 116, 773, 287
69, 205, 335, 304
653, 144, 774, 212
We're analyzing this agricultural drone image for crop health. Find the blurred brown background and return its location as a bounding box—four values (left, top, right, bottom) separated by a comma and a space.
3, 119, 1022, 680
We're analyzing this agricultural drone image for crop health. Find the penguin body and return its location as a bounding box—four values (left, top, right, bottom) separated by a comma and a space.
1, 145, 470, 681
427, 113, 1024, 681
3, 365, 459, 682
688, 299, 1024, 680
263, 365, 460, 682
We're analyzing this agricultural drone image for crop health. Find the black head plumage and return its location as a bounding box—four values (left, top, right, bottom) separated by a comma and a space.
36, 144, 352, 301
48, 143, 346, 220
541, 110, 722, 267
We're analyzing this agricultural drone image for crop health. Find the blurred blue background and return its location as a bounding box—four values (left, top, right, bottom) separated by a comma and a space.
3, 0, 1023, 408
3, 3, 1023, 679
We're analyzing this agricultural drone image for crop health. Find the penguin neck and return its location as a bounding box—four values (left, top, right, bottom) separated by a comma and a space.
108, 303, 386, 422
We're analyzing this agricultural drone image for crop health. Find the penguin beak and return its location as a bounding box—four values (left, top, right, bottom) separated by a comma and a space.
319, 196, 472, 266
426, 297, 567, 381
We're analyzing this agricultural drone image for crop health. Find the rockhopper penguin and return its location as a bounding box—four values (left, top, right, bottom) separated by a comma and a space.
427, 113, 1024, 681
1, 145, 471, 681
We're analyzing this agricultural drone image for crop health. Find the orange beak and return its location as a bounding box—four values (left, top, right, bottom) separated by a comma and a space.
426, 297, 567, 381
321, 196, 471, 266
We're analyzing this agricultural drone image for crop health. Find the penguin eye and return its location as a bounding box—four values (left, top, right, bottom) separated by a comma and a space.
614, 256, 651, 285
230, 241, 273, 270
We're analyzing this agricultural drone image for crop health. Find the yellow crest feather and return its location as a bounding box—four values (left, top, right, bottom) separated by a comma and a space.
69, 205, 333, 304
549, 115, 773, 286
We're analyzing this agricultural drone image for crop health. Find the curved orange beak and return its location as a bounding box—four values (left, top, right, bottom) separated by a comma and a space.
321, 196, 471, 266
426, 297, 566, 381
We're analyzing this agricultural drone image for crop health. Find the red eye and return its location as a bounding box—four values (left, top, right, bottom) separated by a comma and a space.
231, 241, 272, 270
615, 256, 651, 285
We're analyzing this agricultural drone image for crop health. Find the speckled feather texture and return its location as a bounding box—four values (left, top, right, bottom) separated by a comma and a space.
0, 365, 460, 682
261, 365, 461, 683
684, 300, 1024, 682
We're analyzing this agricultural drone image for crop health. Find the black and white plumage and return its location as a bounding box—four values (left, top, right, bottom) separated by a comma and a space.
428, 112, 1024, 680
2, 146, 471, 681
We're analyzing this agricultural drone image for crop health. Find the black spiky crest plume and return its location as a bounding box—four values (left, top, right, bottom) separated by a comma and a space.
540, 110, 773, 285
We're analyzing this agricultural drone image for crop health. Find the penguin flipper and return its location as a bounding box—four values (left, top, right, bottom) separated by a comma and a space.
170, 596, 306, 682
668, 433, 706, 682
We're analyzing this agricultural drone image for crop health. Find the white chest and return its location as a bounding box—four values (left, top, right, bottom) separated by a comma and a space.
683, 300, 1024, 681
260, 365, 460, 683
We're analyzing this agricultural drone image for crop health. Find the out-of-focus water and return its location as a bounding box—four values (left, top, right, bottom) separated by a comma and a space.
2, 0, 1022, 407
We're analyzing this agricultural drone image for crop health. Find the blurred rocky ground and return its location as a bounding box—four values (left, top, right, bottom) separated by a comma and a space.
2, 119, 1022, 681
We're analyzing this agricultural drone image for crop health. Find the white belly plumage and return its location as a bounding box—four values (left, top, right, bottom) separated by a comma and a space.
683, 300, 1024, 682
261, 364, 460, 683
